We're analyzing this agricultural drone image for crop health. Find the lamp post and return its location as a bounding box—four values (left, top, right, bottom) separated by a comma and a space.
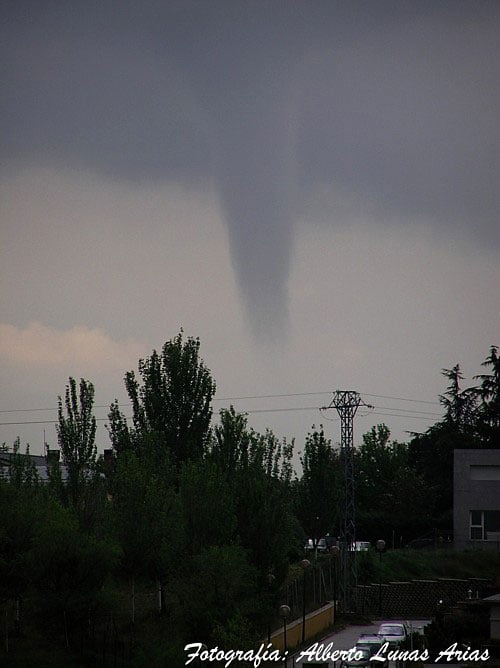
300, 559, 311, 643
376, 539, 386, 617
279, 604, 291, 667
267, 573, 276, 644
436, 598, 444, 628
314, 516, 320, 561
329, 545, 340, 618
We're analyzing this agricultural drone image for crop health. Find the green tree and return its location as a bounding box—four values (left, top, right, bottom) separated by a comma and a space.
7, 438, 40, 489
295, 425, 342, 547
112, 450, 182, 620
475, 345, 500, 446
408, 362, 485, 529
30, 498, 118, 644
356, 424, 430, 544
179, 459, 236, 555
210, 406, 256, 476
440, 364, 478, 431
173, 544, 258, 646
211, 406, 294, 485
209, 407, 298, 582
57, 377, 97, 508
109, 331, 216, 464
0, 482, 41, 635
106, 399, 133, 455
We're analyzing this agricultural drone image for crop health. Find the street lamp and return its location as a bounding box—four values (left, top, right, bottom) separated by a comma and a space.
376, 539, 386, 617
300, 559, 311, 643
329, 545, 340, 618
436, 598, 444, 628
314, 516, 320, 560
279, 604, 291, 667
267, 573, 276, 644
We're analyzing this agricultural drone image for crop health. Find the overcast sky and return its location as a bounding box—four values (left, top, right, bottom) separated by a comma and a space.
1, 1, 499, 466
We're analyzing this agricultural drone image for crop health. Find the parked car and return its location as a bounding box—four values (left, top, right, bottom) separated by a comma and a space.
339, 646, 375, 668
304, 537, 327, 552
356, 633, 386, 650
340, 634, 388, 668
377, 622, 408, 648
352, 540, 370, 551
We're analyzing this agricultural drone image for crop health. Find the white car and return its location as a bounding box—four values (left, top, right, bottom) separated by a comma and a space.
377, 622, 408, 648
353, 541, 370, 551
346, 634, 388, 668
304, 537, 327, 552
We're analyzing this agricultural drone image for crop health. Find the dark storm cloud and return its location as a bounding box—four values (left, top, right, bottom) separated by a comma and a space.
2, 1, 499, 339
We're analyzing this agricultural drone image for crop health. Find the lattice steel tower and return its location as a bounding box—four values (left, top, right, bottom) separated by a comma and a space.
323, 390, 370, 611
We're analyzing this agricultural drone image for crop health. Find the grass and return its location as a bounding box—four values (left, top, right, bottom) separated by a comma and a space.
358, 547, 500, 584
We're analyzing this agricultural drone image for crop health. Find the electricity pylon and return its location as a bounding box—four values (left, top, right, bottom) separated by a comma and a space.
322, 390, 371, 611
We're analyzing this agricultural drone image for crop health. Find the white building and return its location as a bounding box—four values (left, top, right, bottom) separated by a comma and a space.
454, 449, 500, 550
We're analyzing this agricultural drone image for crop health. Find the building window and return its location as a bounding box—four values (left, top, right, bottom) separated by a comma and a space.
470, 511, 484, 540
470, 510, 500, 541
470, 465, 500, 481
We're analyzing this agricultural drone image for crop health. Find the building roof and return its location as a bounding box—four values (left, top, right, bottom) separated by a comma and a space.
0, 450, 69, 483
483, 594, 500, 603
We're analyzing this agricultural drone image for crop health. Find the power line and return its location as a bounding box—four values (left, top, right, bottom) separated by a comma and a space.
0, 406, 323, 426
0, 407, 59, 414
215, 391, 331, 402
371, 404, 442, 417
0, 392, 330, 413
0, 418, 106, 426
238, 406, 322, 415
370, 411, 441, 421
0, 407, 445, 427
362, 393, 440, 406
0, 405, 445, 427
0, 389, 442, 415
0, 390, 447, 431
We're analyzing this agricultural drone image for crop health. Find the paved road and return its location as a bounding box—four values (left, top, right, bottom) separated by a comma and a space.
289, 618, 430, 667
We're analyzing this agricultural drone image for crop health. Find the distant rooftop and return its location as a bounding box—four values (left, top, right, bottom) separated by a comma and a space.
0, 449, 69, 483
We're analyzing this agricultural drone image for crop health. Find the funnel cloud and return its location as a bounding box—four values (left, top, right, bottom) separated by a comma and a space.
2, 1, 499, 340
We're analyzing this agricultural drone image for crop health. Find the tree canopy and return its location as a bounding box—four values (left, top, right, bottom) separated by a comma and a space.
1, 335, 499, 664
108, 330, 216, 465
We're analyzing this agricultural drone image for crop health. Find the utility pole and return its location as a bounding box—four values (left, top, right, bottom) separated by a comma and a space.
322, 390, 371, 612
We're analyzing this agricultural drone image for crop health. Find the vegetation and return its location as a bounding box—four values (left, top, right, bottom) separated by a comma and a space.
294, 425, 342, 547
0, 333, 499, 665
358, 547, 500, 584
